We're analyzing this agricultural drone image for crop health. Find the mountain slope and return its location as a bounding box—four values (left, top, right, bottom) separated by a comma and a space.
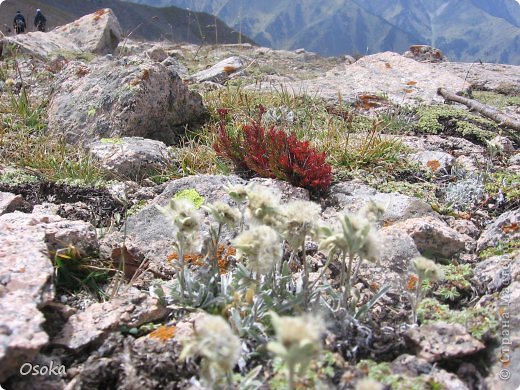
122, 0, 417, 56
0, 0, 254, 45
353, 0, 520, 64
121, 0, 520, 64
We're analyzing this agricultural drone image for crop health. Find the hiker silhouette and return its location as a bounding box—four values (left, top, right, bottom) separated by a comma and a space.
13, 11, 26, 34
34, 9, 46, 32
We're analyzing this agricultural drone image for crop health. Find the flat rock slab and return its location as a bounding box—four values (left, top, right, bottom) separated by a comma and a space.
2, 9, 122, 58
0, 219, 53, 382
436, 62, 520, 95
122, 175, 246, 263
190, 56, 246, 83
47, 56, 207, 146
52, 294, 169, 351
477, 209, 519, 253
405, 322, 485, 362
249, 52, 469, 106
392, 216, 471, 258
358, 226, 421, 291
328, 181, 437, 224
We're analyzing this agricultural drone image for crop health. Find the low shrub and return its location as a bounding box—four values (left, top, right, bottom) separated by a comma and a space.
213, 106, 333, 194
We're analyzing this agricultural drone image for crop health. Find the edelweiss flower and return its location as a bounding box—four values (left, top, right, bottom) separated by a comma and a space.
179, 314, 241, 383
202, 201, 241, 227
225, 183, 249, 204
245, 184, 282, 227
270, 312, 324, 349
232, 225, 282, 274
412, 256, 444, 281
280, 200, 321, 249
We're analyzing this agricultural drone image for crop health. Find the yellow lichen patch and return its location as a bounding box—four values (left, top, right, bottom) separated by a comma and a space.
149, 325, 176, 342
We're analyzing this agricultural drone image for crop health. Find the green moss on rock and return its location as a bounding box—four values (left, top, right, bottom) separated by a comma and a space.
172, 188, 205, 209
415, 105, 497, 143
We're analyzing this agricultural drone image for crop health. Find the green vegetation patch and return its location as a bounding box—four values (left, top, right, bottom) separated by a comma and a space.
173, 188, 205, 209
417, 298, 499, 341
472, 91, 520, 109
357, 360, 442, 390
485, 171, 520, 204
479, 240, 520, 259
415, 105, 497, 143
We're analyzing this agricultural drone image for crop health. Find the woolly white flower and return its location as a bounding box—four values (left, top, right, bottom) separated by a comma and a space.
245, 184, 282, 227
232, 225, 282, 275
202, 201, 241, 227
157, 198, 201, 251
225, 183, 249, 204
179, 314, 241, 384
355, 378, 384, 390
280, 200, 321, 249
412, 257, 444, 281
270, 312, 324, 349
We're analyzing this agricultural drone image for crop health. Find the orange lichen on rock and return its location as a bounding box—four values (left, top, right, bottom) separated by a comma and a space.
93, 9, 108, 22
149, 325, 176, 341
426, 160, 441, 172
223, 66, 237, 74
167, 244, 236, 274
407, 275, 419, 291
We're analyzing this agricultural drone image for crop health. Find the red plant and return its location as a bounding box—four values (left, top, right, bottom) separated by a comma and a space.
213, 107, 332, 193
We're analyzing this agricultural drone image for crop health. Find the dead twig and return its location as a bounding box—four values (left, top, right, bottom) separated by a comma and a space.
437, 88, 520, 139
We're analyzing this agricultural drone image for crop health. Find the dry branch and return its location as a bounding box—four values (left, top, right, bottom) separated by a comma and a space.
437, 88, 520, 134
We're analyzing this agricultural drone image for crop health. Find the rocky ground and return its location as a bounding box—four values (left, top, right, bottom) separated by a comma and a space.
0, 9, 519, 390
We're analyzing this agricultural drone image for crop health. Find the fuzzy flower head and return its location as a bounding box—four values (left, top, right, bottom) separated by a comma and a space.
412, 257, 444, 282
158, 198, 200, 233
157, 198, 201, 251
270, 312, 324, 349
280, 200, 321, 249
319, 212, 380, 263
361, 200, 385, 223
225, 183, 249, 204
245, 184, 282, 227
355, 378, 384, 390
179, 314, 241, 384
202, 201, 241, 228
232, 225, 282, 275
267, 311, 325, 377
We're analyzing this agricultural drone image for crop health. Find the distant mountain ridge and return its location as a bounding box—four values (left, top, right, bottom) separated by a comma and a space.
120, 0, 520, 64
0, 0, 254, 45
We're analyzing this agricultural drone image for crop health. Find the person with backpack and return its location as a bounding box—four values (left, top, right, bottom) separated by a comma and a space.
34, 9, 46, 32
13, 11, 26, 34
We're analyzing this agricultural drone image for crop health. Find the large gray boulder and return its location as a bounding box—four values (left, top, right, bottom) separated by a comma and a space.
1, 9, 122, 59
89, 137, 172, 181
47, 56, 207, 146
122, 175, 246, 262
327, 181, 437, 224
